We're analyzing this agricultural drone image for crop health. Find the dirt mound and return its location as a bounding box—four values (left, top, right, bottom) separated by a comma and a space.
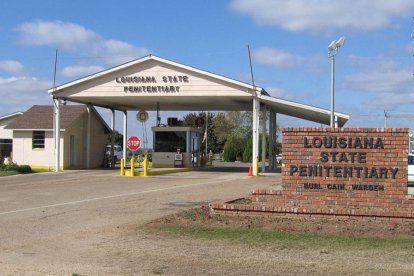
149, 207, 414, 239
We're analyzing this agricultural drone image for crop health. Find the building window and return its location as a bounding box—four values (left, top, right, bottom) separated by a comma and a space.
0, 139, 12, 158
154, 131, 187, 152
33, 131, 45, 149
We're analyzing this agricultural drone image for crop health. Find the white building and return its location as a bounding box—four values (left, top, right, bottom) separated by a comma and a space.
0, 112, 23, 161
6, 105, 110, 170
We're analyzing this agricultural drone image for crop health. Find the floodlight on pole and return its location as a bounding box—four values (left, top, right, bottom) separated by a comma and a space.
328, 36, 345, 128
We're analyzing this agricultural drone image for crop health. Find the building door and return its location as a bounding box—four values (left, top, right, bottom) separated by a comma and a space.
70, 135, 77, 167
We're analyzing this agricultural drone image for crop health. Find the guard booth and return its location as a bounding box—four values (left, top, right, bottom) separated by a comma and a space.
152, 123, 203, 168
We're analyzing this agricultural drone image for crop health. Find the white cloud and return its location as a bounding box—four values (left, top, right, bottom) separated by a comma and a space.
347, 56, 390, 71
252, 47, 325, 73
367, 93, 414, 108
252, 48, 304, 69
16, 20, 150, 65
0, 76, 52, 115
61, 65, 105, 78
345, 68, 414, 108
92, 39, 149, 65
16, 20, 99, 50
345, 70, 414, 94
229, 0, 414, 32
0, 60, 24, 74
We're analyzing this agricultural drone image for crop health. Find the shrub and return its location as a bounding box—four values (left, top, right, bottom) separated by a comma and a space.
0, 163, 32, 174
222, 132, 247, 162
243, 138, 253, 162
17, 165, 32, 174
0, 163, 19, 171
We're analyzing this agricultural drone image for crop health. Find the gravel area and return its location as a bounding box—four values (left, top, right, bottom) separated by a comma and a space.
1, 167, 413, 275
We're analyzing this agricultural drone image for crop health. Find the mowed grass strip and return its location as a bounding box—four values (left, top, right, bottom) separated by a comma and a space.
153, 225, 414, 250
0, 171, 19, 177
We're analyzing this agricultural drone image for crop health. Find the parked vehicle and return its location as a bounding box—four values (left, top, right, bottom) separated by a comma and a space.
408, 154, 414, 182
106, 145, 123, 162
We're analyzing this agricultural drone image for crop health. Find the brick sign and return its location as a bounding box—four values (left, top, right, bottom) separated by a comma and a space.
209, 128, 414, 220
278, 128, 413, 218
287, 133, 399, 192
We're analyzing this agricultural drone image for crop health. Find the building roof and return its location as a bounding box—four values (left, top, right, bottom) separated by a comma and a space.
48, 55, 349, 126
5, 105, 109, 131
0, 111, 23, 122
259, 94, 349, 127
48, 55, 265, 96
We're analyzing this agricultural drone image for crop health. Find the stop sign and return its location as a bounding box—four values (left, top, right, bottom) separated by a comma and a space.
127, 136, 141, 151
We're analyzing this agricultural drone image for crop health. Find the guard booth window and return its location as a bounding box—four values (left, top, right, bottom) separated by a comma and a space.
32, 131, 45, 149
154, 131, 186, 152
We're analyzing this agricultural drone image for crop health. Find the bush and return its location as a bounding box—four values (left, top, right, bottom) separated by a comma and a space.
222, 131, 247, 162
0, 163, 19, 171
223, 146, 237, 162
0, 163, 32, 173
17, 165, 32, 174
243, 139, 253, 162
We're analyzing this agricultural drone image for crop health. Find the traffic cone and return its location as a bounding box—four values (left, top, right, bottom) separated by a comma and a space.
247, 165, 253, 176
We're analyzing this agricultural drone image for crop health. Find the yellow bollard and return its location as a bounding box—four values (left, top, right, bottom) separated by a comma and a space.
143, 154, 149, 176
120, 159, 125, 176
254, 159, 259, 176
130, 157, 135, 176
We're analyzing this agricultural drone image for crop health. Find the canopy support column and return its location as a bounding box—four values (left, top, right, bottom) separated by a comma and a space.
110, 109, 115, 167
122, 111, 128, 161
269, 110, 276, 170
252, 93, 260, 176
261, 106, 267, 173
86, 104, 92, 169
53, 98, 61, 172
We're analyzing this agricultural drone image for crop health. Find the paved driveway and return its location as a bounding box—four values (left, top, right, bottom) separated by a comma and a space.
0, 169, 279, 275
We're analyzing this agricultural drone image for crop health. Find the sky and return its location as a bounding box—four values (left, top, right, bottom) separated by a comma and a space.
1, 0, 414, 141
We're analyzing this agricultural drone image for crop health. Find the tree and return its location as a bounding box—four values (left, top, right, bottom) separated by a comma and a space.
181, 112, 199, 127
212, 112, 228, 147
222, 130, 246, 162
181, 112, 221, 154
242, 134, 270, 163
180, 110, 280, 162
107, 130, 123, 146
200, 112, 221, 154
213, 111, 252, 147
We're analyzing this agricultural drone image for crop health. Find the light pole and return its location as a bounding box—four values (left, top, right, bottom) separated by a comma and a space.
328, 36, 345, 128
384, 110, 390, 128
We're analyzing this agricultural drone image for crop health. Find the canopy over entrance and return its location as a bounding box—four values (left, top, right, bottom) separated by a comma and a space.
48, 55, 349, 174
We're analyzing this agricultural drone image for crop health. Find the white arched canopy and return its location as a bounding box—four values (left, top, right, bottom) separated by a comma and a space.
49, 55, 349, 175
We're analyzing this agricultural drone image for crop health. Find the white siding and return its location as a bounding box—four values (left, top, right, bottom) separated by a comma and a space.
56, 60, 251, 99
11, 111, 107, 170
12, 131, 61, 170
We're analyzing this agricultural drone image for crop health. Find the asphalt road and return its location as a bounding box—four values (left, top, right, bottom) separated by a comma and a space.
0, 168, 279, 275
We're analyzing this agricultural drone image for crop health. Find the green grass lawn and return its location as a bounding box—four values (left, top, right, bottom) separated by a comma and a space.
156, 225, 414, 251
0, 170, 19, 177
0, 169, 50, 177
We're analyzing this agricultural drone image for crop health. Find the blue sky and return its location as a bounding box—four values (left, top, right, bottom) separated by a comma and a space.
1, 0, 414, 138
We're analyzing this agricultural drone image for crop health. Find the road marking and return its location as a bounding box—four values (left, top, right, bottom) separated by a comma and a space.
0, 178, 233, 216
